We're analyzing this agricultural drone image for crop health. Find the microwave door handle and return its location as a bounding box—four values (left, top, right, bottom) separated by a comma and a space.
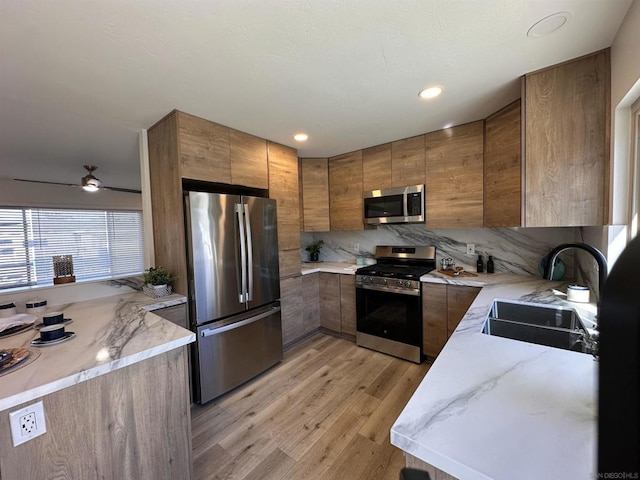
244, 203, 253, 302
235, 203, 247, 303
403, 193, 408, 218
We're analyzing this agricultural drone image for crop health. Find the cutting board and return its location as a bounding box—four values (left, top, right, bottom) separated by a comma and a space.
437, 269, 478, 278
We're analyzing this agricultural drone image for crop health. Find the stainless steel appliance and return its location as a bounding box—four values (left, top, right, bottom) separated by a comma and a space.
185, 191, 282, 404
355, 246, 436, 363
363, 185, 425, 225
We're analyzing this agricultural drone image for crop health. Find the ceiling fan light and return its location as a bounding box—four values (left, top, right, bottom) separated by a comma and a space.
81, 174, 102, 192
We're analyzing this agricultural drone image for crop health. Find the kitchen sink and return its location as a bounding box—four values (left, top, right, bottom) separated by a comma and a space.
482, 300, 593, 354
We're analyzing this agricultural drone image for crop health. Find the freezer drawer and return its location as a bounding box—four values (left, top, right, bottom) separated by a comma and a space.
194, 303, 282, 403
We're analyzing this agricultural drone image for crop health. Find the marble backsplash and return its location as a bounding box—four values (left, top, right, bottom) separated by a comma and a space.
301, 225, 579, 277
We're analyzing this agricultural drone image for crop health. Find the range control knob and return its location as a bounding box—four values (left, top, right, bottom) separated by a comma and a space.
396, 279, 404, 287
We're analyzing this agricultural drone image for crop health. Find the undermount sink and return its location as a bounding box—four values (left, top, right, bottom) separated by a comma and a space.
482, 300, 593, 354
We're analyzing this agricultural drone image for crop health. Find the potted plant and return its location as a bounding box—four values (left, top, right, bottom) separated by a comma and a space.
143, 266, 175, 289
305, 240, 324, 262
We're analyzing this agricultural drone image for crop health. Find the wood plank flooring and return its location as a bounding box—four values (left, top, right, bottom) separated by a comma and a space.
191, 333, 430, 480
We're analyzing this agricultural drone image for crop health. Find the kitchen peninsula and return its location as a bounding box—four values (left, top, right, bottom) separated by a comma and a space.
392, 274, 598, 480
0, 292, 195, 480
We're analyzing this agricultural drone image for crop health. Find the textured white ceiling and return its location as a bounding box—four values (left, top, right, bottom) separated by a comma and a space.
0, 0, 634, 191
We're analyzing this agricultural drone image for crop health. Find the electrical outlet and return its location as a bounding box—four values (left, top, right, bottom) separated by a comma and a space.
353, 243, 360, 253
9, 400, 46, 446
466, 243, 475, 256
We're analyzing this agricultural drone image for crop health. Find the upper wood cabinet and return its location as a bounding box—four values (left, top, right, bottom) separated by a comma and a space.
425, 121, 484, 228
329, 151, 364, 231
362, 143, 392, 191
172, 110, 270, 189
300, 158, 330, 232
484, 100, 522, 227
178, 111, 231, 184
268, 142, 301, 252
229, 129, 268, 189
392, 135, 426, 187
523, 48, 610, 226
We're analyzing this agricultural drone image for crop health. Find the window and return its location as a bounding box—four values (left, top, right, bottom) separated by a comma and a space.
0, 207, 144, 290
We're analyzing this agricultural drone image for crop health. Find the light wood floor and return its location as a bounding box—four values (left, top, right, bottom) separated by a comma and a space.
191, 332, 430, 480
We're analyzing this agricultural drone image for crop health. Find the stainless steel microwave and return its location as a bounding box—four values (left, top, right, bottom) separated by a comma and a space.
363, 185, 425, 225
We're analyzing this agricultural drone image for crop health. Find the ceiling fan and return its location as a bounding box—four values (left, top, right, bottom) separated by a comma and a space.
14, 165, 141, 194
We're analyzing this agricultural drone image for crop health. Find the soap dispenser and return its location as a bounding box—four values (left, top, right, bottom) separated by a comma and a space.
487, 255, 495, 274
476, 254, 484, 273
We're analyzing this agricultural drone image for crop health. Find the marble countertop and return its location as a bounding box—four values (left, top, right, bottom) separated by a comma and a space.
0, 292, 194, 412
391, 277, 598, 480
301, 262, 361, 275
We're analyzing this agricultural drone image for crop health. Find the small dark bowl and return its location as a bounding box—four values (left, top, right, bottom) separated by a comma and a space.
42, 311, 64, 325
39, 324, 65, 341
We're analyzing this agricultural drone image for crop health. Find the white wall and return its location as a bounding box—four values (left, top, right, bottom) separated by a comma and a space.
610, 0, 640, 224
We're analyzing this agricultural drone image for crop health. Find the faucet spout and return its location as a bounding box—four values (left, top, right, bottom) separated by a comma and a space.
543, 242, 608, 304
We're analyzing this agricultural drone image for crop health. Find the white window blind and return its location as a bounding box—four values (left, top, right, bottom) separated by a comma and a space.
0, 207, 144, 290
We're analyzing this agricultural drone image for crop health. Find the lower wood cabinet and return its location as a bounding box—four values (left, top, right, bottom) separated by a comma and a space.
302, 273, 321, 334
280, 275, 304, 346
319, 272, 356, 338
422, 284, 481, 359
339, 275, 356, 336
319, 272, 341, 332
0, 348, 192, 480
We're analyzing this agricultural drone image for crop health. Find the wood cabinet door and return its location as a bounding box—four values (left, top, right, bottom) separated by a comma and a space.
447, 286, 480, 336
229, 129, 268, 189
422, 283, 448, 360
339, 274, 356, 336
425, 121, 484, 228
319, 272, 341, 332
362, 143, 392, 191
391, 135, 425, 187
524, 49, 609, 226
148, 111, 189, 296
280, 275, 304, 346
300, 158, 330, 232
268, 142, 301, 251
484, 100, 522, 227
177, 111, 231, 183
329, 151, 364, 231
302, 273, 321, 335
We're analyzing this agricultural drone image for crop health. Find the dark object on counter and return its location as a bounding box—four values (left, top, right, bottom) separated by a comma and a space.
399, 468, 431, 480
538, 254, 566, 280
42, 311, 64, 325
598, 235, 639, 474
487, 255, 494, 273
476, 254, 484, 273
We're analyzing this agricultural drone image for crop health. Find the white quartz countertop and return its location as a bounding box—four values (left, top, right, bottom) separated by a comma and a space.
391, 277, 598, 480
0, 292, 194, 412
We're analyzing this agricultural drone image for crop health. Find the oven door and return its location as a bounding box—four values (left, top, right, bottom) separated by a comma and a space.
355, 285, 423, 363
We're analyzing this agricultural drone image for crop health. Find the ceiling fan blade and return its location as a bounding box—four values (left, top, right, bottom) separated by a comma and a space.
103, 186, 142, 194
13, 178, 80, 188
13, 178, 141, 194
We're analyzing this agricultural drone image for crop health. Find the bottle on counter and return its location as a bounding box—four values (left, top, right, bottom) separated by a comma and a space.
476, 254, 484, 273
487, 255, 495, 274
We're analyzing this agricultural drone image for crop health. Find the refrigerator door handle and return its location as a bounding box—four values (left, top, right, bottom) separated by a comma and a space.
235, 203, 247, 303
244, 203, 254, 302
200, 306, 281, 337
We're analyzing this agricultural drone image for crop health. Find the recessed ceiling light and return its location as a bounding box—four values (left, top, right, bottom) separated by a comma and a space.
293, 133, 308, 141
527, 11, 572, 38
418, 86, 443, 99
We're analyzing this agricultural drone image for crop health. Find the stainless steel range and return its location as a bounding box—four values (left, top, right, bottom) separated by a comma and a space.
355, 246, 436, 363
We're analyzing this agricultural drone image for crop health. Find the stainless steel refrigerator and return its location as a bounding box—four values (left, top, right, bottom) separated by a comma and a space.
184, 190, 282, 404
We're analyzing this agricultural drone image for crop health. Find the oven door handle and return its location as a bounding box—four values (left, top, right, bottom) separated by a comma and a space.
355, 284, 420, 296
